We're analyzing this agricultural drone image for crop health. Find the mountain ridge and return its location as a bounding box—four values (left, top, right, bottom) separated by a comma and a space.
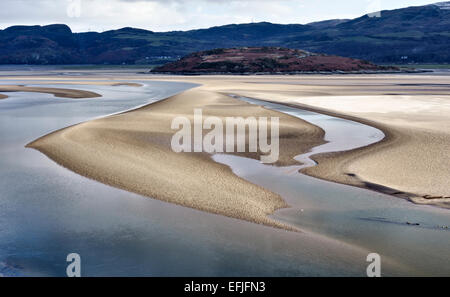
0, 2, 449, 65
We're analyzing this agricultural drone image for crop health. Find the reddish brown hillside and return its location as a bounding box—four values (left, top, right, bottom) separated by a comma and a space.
152, 47, 397, 74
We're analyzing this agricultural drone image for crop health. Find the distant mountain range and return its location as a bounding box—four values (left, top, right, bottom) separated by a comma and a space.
0, 2, 449, 65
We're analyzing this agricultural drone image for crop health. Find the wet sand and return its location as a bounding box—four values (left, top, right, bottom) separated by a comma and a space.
0, 85, 101, 99
0, 82, 142, 99
0, 72, 446, 276
26, 74, 450, 226
143, 75, 450, 208
27, 88, 325, 230
1, 79, 415, 276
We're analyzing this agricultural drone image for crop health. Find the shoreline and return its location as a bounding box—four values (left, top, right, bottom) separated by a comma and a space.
0, 82, 142, 99
2, 74, 441, 276
142, 75, 450, 209
246, 98, 450, 209
0, 85, 101, 99
26, 87, 327, 231
23, 74, 450, 231
150, 69, 429, 76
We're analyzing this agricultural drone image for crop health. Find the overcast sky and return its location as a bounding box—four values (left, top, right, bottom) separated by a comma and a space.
0, 0, 441, 32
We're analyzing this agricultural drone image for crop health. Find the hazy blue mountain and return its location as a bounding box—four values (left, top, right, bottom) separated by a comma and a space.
0, 2, 448, 65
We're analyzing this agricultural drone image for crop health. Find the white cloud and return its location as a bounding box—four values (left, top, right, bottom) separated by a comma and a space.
0, 0, 441, 32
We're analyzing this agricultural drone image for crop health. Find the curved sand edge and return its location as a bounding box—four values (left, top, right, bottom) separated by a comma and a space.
0, 82, 143, 100
162, 74, 449, 210
253, 99, 450, 209
305, 123, 450, 209
0, 85, 101, 99
123, 75, 450, 209
27, 87, 326, 231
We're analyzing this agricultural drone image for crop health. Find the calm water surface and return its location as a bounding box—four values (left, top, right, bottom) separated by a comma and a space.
0, 78, 448, 276
214, 96, 450, 276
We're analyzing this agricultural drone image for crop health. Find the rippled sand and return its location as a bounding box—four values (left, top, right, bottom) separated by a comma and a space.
164, 75, 449, 208
27, 87, 324, 230
24, 73, 450, 226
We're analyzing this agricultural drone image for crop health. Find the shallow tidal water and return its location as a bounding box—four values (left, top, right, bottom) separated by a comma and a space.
214, 96, 450, 276
0, 78, 448, 276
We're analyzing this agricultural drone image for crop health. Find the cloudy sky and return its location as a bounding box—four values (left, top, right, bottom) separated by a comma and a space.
0, 0, 440, 32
